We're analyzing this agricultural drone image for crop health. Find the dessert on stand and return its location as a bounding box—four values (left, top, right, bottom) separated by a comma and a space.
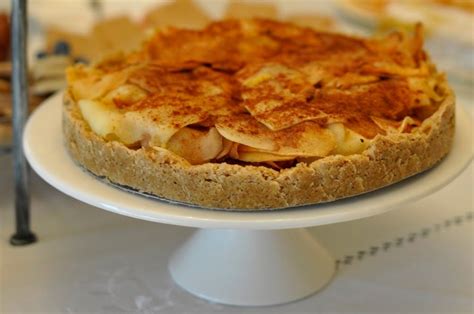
23, 93, 472, 305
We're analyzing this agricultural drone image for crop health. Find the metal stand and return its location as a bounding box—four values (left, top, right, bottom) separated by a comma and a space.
10, 0, 36, 246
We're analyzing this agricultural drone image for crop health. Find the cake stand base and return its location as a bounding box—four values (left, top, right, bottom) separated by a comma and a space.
169, 228, 335, 306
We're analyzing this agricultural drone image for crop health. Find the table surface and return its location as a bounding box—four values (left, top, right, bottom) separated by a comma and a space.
1, 1, 474, 313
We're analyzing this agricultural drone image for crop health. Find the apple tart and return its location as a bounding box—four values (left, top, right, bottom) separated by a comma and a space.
63, 19, 454, 210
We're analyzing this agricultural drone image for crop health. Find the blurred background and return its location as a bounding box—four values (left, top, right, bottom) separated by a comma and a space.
0, 0, 473, 150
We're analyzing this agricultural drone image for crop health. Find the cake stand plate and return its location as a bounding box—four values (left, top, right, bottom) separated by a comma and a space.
24, 93, 473, 306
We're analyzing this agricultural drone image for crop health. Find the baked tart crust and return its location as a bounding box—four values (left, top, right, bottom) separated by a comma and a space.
63, 19, 455, 210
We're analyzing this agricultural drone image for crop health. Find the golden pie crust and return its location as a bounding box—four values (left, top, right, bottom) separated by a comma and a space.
63, 85, 453, 210
63, 19, 455, 210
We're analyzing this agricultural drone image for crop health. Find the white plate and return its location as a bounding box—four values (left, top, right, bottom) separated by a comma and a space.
24, 93, 473, 230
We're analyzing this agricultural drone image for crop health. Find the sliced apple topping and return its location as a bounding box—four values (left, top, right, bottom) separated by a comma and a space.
78, 100, 123, 139
215, 114, 278, 151
270, 123, 336, 157
408, 76, 444, 106
67, 66, 132, 101
371, 116, 420, 134
216, 114, 336, 159
238, 63, 326, 131
102, 84, 148, 107
78, 91, 209, 147
328, 123, 369, 155
167, 127, 223, 165
215, 138, 234, 160
119, 105, 208, 147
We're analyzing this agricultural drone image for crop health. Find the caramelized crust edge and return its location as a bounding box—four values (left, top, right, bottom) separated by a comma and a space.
62, 81, 455, 210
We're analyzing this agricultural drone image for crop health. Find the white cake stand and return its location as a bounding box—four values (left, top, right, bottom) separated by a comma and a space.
24, 93, 472, 306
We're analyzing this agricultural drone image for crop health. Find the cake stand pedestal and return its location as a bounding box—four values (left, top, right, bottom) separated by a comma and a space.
169, 228, 334, 305
23, 93, 473, 306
